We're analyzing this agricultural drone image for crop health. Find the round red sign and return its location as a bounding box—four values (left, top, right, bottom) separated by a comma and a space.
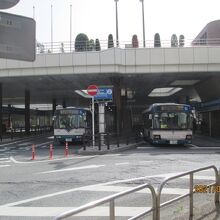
87, 85, 98, 96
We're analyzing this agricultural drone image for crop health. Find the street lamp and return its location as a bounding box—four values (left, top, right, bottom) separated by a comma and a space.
139, 0, 146, 48
114, 0, 119, 47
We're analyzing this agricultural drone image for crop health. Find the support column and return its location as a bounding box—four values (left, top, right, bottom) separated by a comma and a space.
209, 111, 212, 137
98, 102, 105, 144
8, 104, 12, 129
112, 77, 122, 135
25, 89, 30, 135
52, 98, 56, 115
62, 99, 66, 108
0, 84, 2, 140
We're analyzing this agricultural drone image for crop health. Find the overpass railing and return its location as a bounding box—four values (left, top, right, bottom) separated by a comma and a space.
36, 38, 220, 54
54, 165, 219, 220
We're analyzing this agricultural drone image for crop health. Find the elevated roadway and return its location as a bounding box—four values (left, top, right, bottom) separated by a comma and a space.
0, 46, 220, 136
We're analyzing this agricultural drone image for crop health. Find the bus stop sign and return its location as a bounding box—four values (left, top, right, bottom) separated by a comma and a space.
87, 85, 98, 96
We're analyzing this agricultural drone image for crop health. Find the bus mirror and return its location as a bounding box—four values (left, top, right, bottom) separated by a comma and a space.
149, 114, 152, 120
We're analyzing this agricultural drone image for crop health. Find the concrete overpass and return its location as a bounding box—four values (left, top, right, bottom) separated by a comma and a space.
0, 46, 220, 136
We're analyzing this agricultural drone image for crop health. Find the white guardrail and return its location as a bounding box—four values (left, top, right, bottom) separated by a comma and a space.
37, 38, 220, 54
54, 165, 219, 220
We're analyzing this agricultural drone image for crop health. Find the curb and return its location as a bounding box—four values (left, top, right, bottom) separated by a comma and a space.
77, 141, 144, 155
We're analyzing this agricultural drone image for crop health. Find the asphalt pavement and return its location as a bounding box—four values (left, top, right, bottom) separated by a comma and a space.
1, 133, 220, 220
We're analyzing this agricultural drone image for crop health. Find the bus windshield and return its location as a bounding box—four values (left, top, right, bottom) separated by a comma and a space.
55, 114, 86, 129
153, 112, 192, 130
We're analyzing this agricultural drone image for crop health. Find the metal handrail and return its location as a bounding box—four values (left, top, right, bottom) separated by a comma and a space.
156, 165, 219, 219
54, 183, 157, 220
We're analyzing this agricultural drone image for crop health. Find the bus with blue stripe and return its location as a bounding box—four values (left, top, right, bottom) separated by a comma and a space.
142, 103, 193, 145
53, 107, 91, 143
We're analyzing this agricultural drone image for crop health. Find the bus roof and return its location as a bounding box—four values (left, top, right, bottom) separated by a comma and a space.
142, 103, 191, 114
55, 106, 90, 111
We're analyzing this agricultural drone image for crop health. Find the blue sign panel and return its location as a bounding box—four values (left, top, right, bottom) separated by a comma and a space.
94, 88, 113, 100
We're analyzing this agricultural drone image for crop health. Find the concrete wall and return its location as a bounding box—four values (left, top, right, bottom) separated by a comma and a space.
1, 47, 220, 77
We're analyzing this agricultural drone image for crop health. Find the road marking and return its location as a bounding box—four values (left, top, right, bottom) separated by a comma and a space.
10, 155, 97, 164
0, 172, 214, 207
0, 206, 149, 217
0, 165, 10, 168
188, 144, 200, 148
0, 147, 7, 152
18, 142, 32, 146
80, 185, 188, 195
102, 154, 121, 157
0, 157, 9, 160
0, 160, 11, 163
115, 162, 129, 166
0, 136, 51, 147
40, 165, 105, 174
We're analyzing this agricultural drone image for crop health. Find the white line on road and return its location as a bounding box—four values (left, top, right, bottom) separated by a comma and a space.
10, 155, 97, 164
115, 162, 129, 166
0, 157, 9, 160
0, 165, 10, 168
1, 171, 214, 208
0, 206, 149, 217
188, 144, 200, 148
40, 165, 105, 174
80, 185, 188, 195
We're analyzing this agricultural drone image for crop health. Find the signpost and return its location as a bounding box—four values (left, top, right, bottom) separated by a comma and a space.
87, 85, 98, 147
94, 88, 113, 100
0, 12, 36, 61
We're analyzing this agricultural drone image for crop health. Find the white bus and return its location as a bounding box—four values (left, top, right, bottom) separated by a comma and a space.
53, 107, 91, 143
142, 103, 193, 145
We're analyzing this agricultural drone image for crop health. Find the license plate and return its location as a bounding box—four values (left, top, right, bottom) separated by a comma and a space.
65, 138, 72, 142
170, 140, 177, 144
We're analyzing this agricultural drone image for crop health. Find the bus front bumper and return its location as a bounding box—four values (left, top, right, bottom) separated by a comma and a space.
152, 139, 192, 145
55, 135, 83, 142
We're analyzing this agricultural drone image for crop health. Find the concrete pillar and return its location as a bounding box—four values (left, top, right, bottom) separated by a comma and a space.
62, 99, 66, 108
209, 111, 212, 137
98, 103, 105, 134
0, 84, 2, 139
98, 102, 105, 145
8, 104, 12, 129
112, 78, 122, 135
25, 89, 30, 135
52, 98, 56, 115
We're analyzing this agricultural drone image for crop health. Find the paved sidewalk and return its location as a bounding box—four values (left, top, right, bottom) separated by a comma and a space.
193, 134, 220, 147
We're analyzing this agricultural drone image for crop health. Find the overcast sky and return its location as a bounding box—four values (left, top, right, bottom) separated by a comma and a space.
4, 0, 220, 45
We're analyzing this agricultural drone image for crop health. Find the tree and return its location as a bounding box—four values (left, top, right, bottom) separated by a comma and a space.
36, 42, 45, 53
60, 42, 65, 53
74, 33, 89, 52
95, 39, 101, 51
108, 34, 114, 48
89, 39, 95, 51
154, 33, 161, 47
179, 35, 185, 47
132, 34, 139, 48
171, 34, 178, 47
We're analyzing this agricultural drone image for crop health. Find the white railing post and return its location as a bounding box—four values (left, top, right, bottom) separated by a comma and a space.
189, 173, 194, 218
110, 200, 115, 220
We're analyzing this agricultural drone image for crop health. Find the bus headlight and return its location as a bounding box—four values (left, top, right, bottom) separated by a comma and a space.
153, 135, 161, 140
186, 135, 192, 140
